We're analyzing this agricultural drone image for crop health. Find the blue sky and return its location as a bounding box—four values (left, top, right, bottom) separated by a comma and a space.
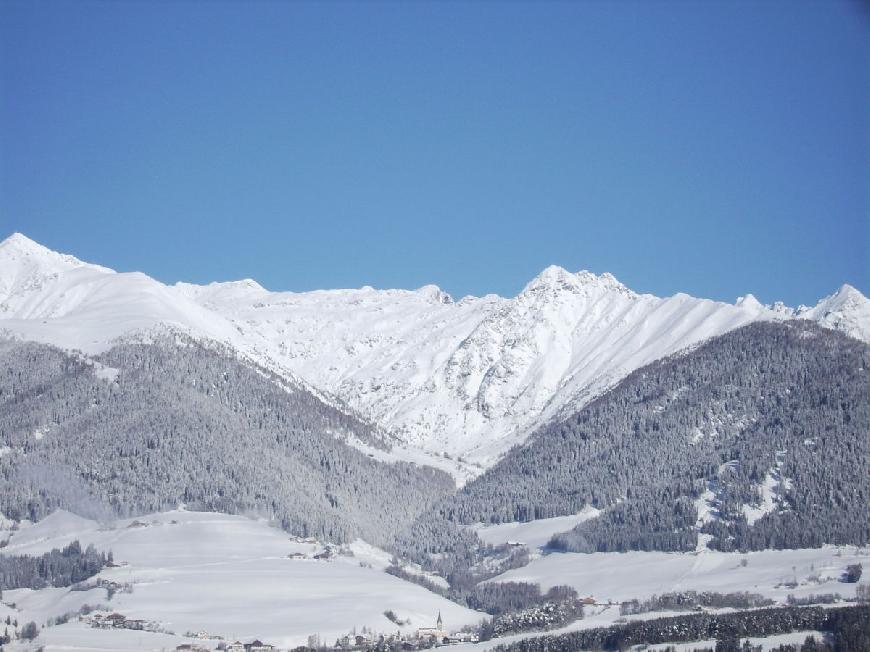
1, 1, 867, 305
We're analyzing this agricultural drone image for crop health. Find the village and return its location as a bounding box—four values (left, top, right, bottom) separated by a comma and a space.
79, 609, 480, 652
302, 620, 480, 652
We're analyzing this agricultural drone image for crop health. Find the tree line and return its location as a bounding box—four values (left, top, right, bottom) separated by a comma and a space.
0, 540, 108, 591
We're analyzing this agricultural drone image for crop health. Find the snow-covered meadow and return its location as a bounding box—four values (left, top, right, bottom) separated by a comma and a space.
479, 512, 869, 606
3, 507, 867, 651
442, 512, 870, 651
0, 510, 483, 651
473, 506, 601, 552
489, 545, 869, 605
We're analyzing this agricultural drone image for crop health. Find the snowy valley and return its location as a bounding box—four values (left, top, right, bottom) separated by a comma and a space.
0, 510, 867, 652
0, 232, 868, 652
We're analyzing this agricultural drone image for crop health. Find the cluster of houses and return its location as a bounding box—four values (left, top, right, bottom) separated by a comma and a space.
176, 641, 277, 652
286, 541, 337, 561
80, 611, 160, 632
82, 610, 479, 652
286, 549, 332, 561
320, 630, 479, 650
308, 613, 480, 651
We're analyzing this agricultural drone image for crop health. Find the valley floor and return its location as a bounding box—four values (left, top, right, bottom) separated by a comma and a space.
1, 510, 867, 651
0, 510, 483, 651
489, 544, 869, 606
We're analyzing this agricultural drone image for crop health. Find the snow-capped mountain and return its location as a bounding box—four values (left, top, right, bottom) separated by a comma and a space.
796, 283, 870, 343
0, 232, 243, 351
2, 232, 868, 477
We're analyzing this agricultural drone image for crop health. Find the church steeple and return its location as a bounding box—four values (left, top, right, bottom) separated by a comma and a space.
437, 611, 443, 630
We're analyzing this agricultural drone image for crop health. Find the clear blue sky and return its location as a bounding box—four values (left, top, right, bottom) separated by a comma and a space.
1, 1, 867, 305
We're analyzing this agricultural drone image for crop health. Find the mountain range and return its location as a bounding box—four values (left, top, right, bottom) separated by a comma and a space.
1, 232, 868, 482
1, 231, 868, 649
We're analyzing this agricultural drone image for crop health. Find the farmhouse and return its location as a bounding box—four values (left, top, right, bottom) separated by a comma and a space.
105, 613, 126, 628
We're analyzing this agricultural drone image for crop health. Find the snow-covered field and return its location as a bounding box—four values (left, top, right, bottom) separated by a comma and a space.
0, 510, 483, 651
25, 622, 217, 652
473, 506, 600, 552
489, 545, 870, 606
421, 513, 870, 651
2, 512, 867, 651
447, 532, 867, 652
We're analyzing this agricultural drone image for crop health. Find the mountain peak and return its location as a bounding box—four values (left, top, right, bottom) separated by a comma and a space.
521, 265, 630, 297
0, 232, 54, 256
735, 293, 764, 310
795, 283, 870, 342
0, 232, 113, 287
833, 283, 866, 302
416, 284, 453, 305
537, 264, 572, 280
209, 278, 266, 293
809, 283, 868, 312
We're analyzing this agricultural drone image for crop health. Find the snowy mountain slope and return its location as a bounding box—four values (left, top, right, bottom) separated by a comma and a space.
0, 233, 243, 353
0, 234, 379, 440
174, 264, 869, 469
2, 232, 868, 475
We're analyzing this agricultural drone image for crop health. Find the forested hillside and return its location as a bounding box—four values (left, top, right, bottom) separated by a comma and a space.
0, 336, 453, 546
400, 321, 869, 565
3, 319, 867, 571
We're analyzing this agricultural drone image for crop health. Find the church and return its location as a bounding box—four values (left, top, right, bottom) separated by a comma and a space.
415, 611, 447, 641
